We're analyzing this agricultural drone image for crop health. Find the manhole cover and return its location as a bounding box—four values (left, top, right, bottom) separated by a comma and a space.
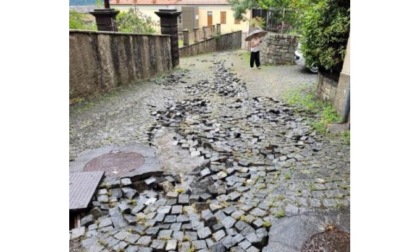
301, 226, 350, 252
83, 152, 145, 176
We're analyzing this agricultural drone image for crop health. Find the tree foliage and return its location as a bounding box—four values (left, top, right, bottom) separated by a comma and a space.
299, 0, 350, 73
116, 8, 157, 34
69, 10, 97, 30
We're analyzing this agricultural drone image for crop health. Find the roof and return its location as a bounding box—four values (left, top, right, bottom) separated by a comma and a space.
177, 0, 229, 4
110, 0, 229, 5
110, 0, 179, 5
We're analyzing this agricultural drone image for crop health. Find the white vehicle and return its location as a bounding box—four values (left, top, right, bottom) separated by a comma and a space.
294, 43, 318, 73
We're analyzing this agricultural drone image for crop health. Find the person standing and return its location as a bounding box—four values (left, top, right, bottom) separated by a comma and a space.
250, 34, 262, 69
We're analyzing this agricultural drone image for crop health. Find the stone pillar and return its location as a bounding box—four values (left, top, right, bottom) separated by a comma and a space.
202, 26, 207, 39
155, 9, 182, 68
193, 28, 199, 42
90, 8, 120, 31
183, 29, 189, 46
216, 24, 221, 35
212, 25, 216, 37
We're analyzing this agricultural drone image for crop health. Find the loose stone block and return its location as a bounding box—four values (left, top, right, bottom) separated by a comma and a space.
177, 214, 189, 223
197, 226, 212, 239
171, 205, 183, 214
221, 216, 236, 229
185, 231, 198, 241
70, 226, 86, 240
166, 239, 177, 250
158, 229, 173, 240
164, 215, 177, 223
137, 236, 152, 246
81, 214, 94, 227
150, 239, 165, 250
179, 194, 190, 204
213, 229, 226, 242
158, 206, 172, 214
125, 233, 140, 244
192, 240, 207, 250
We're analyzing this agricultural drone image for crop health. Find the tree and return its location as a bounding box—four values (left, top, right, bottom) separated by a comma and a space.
116, 8, 157, 34
299, 0, 350, 73
69, 10, 97, 30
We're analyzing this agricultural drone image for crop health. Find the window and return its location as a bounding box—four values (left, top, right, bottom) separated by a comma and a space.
234, 19, 241, 24
220, 11, 226, 24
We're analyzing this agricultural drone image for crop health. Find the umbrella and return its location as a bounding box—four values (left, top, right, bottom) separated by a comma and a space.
245, 29, 268, 41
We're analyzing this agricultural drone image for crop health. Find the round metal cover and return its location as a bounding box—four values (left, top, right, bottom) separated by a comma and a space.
301, 226, 350, 252
83, 151, 145, 176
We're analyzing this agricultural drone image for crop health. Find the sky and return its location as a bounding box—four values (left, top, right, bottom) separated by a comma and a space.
1, 0, 420, 251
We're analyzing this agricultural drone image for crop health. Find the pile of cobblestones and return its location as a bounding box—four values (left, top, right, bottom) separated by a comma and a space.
70, 58, 350, 252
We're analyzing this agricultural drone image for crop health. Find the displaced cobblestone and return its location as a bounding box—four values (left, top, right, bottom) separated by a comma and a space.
70, 51, 349, 251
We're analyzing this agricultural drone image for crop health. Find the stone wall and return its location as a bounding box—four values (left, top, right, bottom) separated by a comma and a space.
70, 30, 172, 100
260, 34, 299, 65
179, 31, 242, 57
316, 38, 350, 123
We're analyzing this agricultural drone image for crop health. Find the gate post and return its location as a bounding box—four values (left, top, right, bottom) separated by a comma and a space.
155, 9, 182, 68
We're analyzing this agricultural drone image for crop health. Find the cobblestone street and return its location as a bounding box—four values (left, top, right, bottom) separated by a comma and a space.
69, 50, 350, 252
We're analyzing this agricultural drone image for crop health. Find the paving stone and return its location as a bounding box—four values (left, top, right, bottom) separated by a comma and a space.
226, 227, 239, 236
253, 218, 264, 228
126, 245, 139, 252
197, 226, 212, 239
221, 235, 235, 249
185, 231, 198, 241
190, 194, 200, 203
179, 194, 190, 204
113, 241, 128, 251
114, 230, 131, 240
191, 220, 205, 230
179, 241, 192, 252
213, 229, 226, 242
246, 246, 260, 252
70, 226, 86, 240
122, 187, 138, 199
171, 205, 183, 214
200, 193, 212, 201
123, 214, 137, 224
97, 195, 109, 203
171, 222, 182, 231
131, 204, 146, 214
245, 233, 258, 244
214, 210, 227, 221
192, 240, 207, 250
158, 206, 172, 214
150, 239, 165, 250
81, 214, 95, 227
164, 215, 177, 223
238, 240, 251, 250
166, 191, 178, 199
158, 229, 173, 240
209, 242, 226, 252
137, 236, 152, 246
249, 208, 266, 217
154, 213, 166, 222
98, 217, 113, 228
201, 168, 212, 177
138, 247, 153, 252
121, 178, 132, 186
158, 224, 171, 230
173, 230, 184, 241
212, 223, 224, 232
221, 216, 236, 229
202, 209, 217, 226
177, 214, 189, 223
166, 239, 177, 250
231, 210, 245, 220
233, 234, 245, 244
125, 233, 140, 244
145, 226, 160, 237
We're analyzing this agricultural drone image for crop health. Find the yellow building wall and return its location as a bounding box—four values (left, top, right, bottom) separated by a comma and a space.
111, 4, 250, 33
197, 6, 250, 33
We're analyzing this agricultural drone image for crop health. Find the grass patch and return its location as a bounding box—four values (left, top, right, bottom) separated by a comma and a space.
275, 210, 286, 218
262, 221, 272, 228
341, 130, 350, 145
283, 85, 342, 135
